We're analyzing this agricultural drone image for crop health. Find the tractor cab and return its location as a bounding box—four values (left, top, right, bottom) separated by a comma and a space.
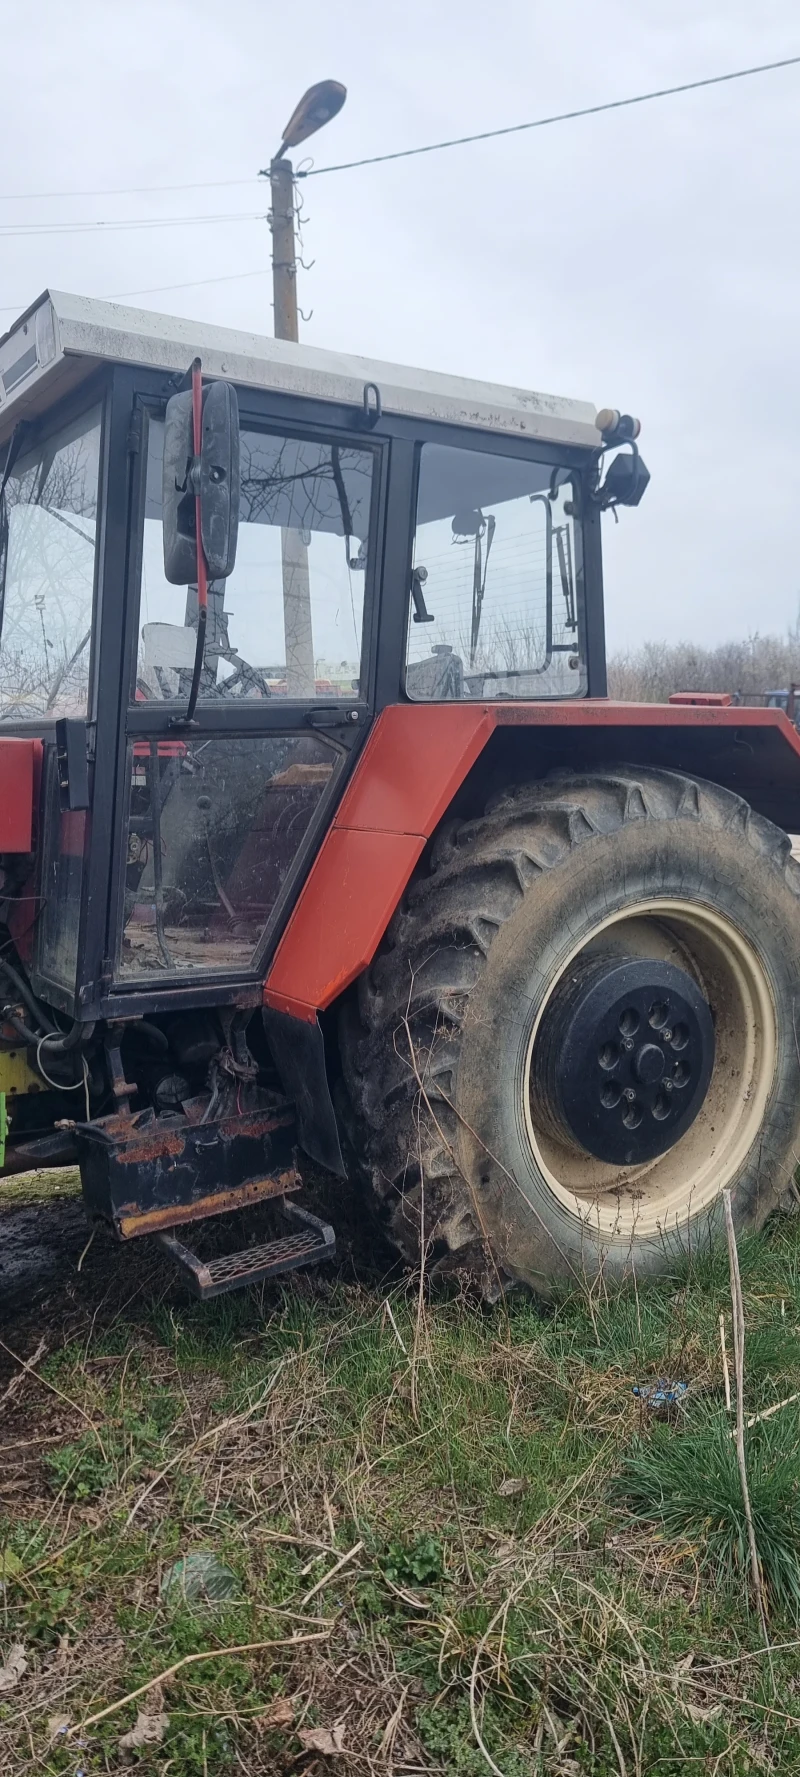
0, 293, 621, 1028
0, 291, 654, 1294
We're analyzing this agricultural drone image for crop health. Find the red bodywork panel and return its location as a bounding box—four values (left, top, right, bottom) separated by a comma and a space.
669, 691, 733, 707
0, 737, 40, 853
263, 706, 492, 1021
263, 700, 800, 1021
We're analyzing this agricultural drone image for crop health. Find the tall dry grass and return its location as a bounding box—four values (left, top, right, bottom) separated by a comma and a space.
608, 623, 800, 703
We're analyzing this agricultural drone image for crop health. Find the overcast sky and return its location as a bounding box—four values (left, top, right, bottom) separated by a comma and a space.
2, 0, 798, 653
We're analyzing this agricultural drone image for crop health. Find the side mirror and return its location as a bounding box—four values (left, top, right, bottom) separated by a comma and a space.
593, 443, 650, 512
162, 379, 240, 585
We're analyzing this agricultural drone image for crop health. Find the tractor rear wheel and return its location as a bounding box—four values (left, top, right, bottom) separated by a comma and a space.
340, 767, 800, 1295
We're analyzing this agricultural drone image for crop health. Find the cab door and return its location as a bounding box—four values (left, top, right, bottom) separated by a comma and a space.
103, 380, 385, 1018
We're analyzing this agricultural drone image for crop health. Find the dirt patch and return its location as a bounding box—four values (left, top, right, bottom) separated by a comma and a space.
0, 1200, 92, 1318
0, 1194, 177, 1368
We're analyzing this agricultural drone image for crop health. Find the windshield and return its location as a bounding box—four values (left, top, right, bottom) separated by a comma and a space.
406, 442, 585, 701
136, 418, 375, 702
0, 405, 102, 720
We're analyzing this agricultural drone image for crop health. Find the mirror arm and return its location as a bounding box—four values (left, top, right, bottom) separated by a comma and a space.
170, 359, 208, 730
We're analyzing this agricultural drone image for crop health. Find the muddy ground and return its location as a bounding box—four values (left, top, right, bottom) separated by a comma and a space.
0, 1164, 384, 1372
0, 1176, 172, 1327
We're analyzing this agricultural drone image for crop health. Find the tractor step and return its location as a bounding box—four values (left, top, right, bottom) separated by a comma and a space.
156, 1200, 335, 1299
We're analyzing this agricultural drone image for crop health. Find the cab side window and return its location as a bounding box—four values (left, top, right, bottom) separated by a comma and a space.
406, 441, 583, 701
0, 406, 102, 720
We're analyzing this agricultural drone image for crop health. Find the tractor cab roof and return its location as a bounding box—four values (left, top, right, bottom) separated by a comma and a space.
0, 288, 600, 452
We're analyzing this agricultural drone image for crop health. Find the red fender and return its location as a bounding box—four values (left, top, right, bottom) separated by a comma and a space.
262, 700, 800, 1021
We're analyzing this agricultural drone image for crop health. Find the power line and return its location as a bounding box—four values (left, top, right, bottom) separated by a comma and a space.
1, 52, 795, 320
299, 52, 800, 177
0, 266, 270, 317
0, 176, 264, 203
0, 210, 264, 240
1, 51, 796, 207
111, 267, 269, 301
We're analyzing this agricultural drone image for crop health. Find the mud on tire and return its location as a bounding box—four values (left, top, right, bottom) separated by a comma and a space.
339, 767, 800, 1296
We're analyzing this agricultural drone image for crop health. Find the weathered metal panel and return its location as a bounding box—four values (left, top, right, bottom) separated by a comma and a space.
118, 1169, 298, 1238
0, 1046, 43, 1096
76, 1099, 299, 1239
1, 291, 601, 450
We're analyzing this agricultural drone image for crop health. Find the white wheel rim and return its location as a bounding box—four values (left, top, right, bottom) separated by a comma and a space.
523, 899, 777, 1240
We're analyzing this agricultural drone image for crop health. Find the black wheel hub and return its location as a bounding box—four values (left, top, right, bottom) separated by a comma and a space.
531, 954, 715, 1165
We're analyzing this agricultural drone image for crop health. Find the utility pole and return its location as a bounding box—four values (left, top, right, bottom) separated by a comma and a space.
269, 158, 299, 344
269, 156, 313, 695
264, 83, 347, 698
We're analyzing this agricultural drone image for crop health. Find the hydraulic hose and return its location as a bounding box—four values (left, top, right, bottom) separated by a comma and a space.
1, 1006, 42, 1046
38, 1020, 96, 1056
0, 957, 59, 1036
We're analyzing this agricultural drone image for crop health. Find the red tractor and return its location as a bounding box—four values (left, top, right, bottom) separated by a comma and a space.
1, 289, 799, 1299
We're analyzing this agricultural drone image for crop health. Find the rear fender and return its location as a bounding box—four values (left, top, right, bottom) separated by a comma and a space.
263, 701, 800, 1020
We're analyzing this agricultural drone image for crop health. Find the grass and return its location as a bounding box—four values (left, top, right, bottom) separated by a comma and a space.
3, 1188, 800, 1772
618, 1407, 800, 1617
0, 1165, 81, 1205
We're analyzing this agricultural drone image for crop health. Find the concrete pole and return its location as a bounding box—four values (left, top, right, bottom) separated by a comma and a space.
269, 157, 315, 696
269, 158, 299, 343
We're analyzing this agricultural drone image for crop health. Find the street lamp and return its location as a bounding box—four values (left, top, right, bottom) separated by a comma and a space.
274, 80, 347, 163
261, 81, 347, 344
260, 82, 347, 697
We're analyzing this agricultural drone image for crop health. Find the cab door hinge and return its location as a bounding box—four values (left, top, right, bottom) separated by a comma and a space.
126, 408, 143, 456
55, 717, 90, 811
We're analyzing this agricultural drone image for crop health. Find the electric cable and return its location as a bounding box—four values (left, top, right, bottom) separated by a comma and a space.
0, 267, 270, 317
35, 1038, 91, 1118
0, 210, 264, 240
0, 177, 263, 202
0, 52, 793, 207
298, 52, 800, 178
0, 52, 797, 319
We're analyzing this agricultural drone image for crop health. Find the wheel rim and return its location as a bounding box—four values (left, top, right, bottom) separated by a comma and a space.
523, 898, 777, 1240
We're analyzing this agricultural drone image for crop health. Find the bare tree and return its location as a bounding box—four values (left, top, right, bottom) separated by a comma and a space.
608, 620, 800, 703
0, 415, 100, 719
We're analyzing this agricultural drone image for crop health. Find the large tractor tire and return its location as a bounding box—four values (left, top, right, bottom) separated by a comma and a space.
340, 767, 800, 1295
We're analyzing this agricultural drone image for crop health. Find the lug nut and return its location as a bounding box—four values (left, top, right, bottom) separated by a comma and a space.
663, 1028, 673, 1042
623, 1087, 636, 1102
663, 1080, 673, 1094
622, 1037, 634, 1053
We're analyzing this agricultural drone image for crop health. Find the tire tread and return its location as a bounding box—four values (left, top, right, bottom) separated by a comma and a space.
338, 766, 800, 1280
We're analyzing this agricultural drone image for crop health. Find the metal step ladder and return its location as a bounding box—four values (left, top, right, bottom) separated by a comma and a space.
157, 1199, 335, 1299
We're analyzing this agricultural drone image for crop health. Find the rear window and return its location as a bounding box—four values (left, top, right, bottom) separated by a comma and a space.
406, 441, 585, 701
